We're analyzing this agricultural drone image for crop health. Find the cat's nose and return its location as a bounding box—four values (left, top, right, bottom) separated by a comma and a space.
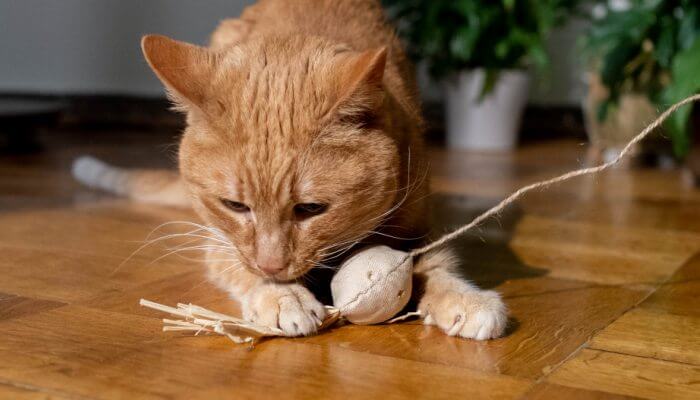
256, 260, 286, 275
255, 251, 287, 275
255, 230, 287, 275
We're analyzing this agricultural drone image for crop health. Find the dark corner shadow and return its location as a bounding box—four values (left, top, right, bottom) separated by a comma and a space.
429, 193, 548, 289
504, 317, 520, 337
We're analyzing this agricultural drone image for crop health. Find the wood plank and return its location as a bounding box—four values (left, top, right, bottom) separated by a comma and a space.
587, 252, 700, 367
590, 308, 700, 365
517, 189, 700, 233
640, 253, 700, 318
0, 294, 65, 322
0, 206, 197, 259
522, 382, 642, 400
0, 382, 76, 400
81, 270, 238, 317
510, 215, 700, 285
0, 244, 199, 304
431, 146, 700, 204
547, 349, 700, 400
300, 284, 648, 379
0, 306, 533, 400
641, 279, 700, 318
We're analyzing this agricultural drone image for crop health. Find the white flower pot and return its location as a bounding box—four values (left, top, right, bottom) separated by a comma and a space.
445, 69, 530, 151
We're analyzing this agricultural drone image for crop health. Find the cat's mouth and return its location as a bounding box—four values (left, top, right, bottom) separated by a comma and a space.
251, 262, 304, 282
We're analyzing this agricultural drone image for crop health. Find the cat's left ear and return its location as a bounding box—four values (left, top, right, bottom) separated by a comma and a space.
141, 34, 219, 111
328, 47, 387, 121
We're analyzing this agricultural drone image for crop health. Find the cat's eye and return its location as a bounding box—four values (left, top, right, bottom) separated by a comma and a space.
221, 199, 250, 213
294, 203, 328, 219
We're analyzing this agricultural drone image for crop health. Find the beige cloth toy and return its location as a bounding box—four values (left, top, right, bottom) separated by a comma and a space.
331, 245, 413, 324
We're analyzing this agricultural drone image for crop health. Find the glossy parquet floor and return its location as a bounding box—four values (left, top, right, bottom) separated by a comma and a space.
1, 129, 699, 399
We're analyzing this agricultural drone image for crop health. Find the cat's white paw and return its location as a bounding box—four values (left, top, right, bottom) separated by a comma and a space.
242, 284, 326, 337
420, 290, 507, 340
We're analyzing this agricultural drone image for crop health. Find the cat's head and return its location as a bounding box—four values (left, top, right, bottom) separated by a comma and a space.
142, 34, 400, 281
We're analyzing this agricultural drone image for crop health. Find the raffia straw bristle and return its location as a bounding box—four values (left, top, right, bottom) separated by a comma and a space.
140, 299, 341, 344
387, 311, 422, 323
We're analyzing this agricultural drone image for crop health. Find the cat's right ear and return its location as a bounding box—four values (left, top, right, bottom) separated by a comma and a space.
141, 35, 218, 110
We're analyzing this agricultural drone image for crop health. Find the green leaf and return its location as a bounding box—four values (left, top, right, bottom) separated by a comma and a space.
655, 16, 676, 68
479, 69, 501, 100
597, 99, 612, 122
384, 0, 583, 78
678, 7, 700, 50
453, 0, 478, 16
585, 9, 655, 50
529, 41, 549, 70
661, 37, 700, 158
450, 25, 480, 62
494, 38, 511, 61
599, 39, 640, 90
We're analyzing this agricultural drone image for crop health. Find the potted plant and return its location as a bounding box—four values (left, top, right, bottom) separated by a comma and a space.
383, 0, 582, 151
582, 0, 700, 161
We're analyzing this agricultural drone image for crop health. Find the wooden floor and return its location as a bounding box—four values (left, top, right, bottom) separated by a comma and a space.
1, 129, 699, 399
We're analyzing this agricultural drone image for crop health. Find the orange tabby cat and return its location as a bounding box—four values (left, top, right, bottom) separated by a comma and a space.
73, 0, 506, 339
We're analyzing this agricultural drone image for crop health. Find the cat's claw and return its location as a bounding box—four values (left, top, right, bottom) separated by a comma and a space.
242, 284, 326, 337
420, 290, 507, 340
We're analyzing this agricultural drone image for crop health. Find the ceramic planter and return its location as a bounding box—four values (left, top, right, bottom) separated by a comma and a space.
445, 69, 530, 151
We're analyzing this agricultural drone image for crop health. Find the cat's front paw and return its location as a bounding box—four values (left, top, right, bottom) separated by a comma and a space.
242, 284, 326, 337
420, 290, 507, 340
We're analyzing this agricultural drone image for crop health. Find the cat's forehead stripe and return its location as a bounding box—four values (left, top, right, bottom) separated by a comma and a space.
221, 46, 244, 69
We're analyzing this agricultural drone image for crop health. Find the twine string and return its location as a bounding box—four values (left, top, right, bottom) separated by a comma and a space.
410, 94, 700, 258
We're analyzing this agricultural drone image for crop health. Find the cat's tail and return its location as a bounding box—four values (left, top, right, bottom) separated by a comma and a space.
71, 155, 190, 207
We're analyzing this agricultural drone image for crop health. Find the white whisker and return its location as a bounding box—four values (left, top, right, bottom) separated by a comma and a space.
113, 220, 238, 276
147, 245, 238, 266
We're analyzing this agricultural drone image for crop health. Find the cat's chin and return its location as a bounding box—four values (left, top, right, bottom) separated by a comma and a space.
265, 277, 295, 283
256, 269, 305, 283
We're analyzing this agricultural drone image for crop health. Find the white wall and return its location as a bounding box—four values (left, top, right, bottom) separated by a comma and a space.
0, 0, 586, 105
0, 0, 254, 96
529, 18, 589, 106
